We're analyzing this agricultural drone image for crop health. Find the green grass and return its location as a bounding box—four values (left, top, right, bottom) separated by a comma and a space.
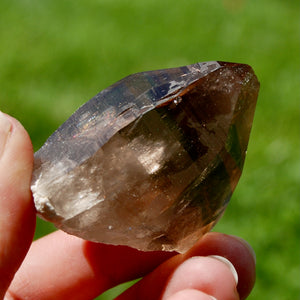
1, 0, 299, 299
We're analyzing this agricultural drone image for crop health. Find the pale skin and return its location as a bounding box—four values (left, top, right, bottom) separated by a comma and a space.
0, 112, 256, 300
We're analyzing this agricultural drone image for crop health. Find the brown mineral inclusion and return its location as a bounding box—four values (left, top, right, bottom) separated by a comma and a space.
31, 61, 259, 252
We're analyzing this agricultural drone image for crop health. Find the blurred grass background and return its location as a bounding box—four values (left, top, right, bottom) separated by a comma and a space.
1, 0, 299, 299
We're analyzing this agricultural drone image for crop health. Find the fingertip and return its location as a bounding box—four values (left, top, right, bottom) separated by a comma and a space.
227, 235, 256, 300
187, 232, 256, 300
162, 256, 239, 300
0, 112, 34, 175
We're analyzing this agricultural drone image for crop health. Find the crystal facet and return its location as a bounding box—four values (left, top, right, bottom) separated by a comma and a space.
31, 61, 259, 252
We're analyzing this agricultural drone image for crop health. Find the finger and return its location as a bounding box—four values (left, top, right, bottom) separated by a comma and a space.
0, 112, 36, 298
187, 232, 256, 299
161, 256, 239, 300
6, 230, 176, 300
116, 232, 255, 300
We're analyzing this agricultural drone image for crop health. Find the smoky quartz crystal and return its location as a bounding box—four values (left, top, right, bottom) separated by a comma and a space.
32, 61, 259, 252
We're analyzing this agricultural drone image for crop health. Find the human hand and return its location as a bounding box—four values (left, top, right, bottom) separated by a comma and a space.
0, 112, 256, 300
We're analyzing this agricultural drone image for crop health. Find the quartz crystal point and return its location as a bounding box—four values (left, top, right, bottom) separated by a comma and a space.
32, 61, 259, 252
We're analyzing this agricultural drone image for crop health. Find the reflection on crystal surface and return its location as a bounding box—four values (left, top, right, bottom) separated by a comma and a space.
32, 61, 259, 252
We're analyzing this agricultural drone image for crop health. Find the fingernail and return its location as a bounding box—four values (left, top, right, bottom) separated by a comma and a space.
0, 111, 12, 158
209, 255, 238, 285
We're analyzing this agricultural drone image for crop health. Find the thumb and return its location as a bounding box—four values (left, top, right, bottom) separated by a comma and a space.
0, 112, 36, 298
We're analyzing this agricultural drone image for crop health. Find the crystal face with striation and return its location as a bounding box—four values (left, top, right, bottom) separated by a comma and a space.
32, 61, 259, 252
